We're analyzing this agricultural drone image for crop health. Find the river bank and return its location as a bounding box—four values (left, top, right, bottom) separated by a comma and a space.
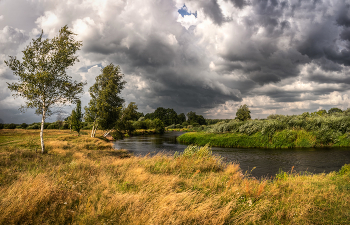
177, 130, 350, 148
0, 129, 350, 224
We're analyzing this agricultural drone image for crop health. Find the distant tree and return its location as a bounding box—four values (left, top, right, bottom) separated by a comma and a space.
328, 108, 343, 114
123, 102, 139, 121
187, 111, 207, 125
6, 123, 17, 129
344, 108, 350, 116
177, 113, 186, 124
5, 26, 85, 153
0, 124, 3, 129
20, 123, 28, 129
85, 63, 126, 137
115, 102, 139, 136
317, 109, 327, 116
56, 113, 64, 130
71, 100, 83, 135
236, 104, 251, 121
153, 118, 165, 134
144, 107, 180, 126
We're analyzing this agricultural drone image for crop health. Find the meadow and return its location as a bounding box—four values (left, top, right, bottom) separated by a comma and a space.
0, 129, 349, 224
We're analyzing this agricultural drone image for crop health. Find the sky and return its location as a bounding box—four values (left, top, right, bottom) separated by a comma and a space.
1, 0, 350, 123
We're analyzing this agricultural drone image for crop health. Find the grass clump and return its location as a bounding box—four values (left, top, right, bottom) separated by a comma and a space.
0, 129, 350, 224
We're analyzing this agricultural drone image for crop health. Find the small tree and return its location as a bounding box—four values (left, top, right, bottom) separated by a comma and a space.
71, 100, 83, 135
85, 63, 126, 137
236, 104, 251, 121
153, 118, 165, 134
328, 107, 343, 114
5, 26, 85, 153
115, 102, 139, 137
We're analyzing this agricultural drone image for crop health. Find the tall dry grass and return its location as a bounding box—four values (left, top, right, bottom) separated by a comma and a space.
0, 129, 349, 224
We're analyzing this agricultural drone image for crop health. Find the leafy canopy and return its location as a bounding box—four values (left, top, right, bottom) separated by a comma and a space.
236, 104, 251, 121
5, 25, 85, 116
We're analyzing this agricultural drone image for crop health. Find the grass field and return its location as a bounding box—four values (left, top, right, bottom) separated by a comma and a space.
0, 129, 349, 224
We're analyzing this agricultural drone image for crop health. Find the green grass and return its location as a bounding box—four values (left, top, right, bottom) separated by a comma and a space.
177, 129, 350, 148
0, 129, 350, 224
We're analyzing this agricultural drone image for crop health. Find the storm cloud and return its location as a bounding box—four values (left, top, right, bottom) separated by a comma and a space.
1, 0, 350, 123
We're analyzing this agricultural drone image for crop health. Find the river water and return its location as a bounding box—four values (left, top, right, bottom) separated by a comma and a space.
114, 131, 350, 178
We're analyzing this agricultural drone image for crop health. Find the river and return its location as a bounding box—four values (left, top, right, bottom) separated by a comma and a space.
114, 131, 350, 178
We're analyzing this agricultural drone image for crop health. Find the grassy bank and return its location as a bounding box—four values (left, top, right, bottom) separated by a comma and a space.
0, 129, 350, 224
177, 130, 350, 148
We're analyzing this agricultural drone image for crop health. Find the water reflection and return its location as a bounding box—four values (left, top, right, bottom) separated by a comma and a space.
114, 132, 350, 178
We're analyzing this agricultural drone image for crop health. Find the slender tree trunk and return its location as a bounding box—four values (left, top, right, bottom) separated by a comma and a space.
103, 129, 113, 137
91, 120, 96, 137
94, 124, 98, 137
40, 108, 46, 154
91, 124, 95, 137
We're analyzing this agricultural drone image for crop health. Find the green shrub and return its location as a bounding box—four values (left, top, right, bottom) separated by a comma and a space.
338, 164, 350, 175
153, 118, 165, 134
167, 124, 176, 129
20, 123, 28, 129
5, 123, 17, 129
178, 144, 213, 158
27, 124, 40, 129
47, 123, 58, 129
0, 124, 3, 129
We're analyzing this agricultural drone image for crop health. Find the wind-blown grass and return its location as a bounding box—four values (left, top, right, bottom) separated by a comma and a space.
0, 129, 350, 224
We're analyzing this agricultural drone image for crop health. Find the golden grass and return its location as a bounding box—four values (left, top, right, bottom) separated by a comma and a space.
0, 129, 349, 224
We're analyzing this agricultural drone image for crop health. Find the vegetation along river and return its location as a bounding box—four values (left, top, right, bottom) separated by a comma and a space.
114, 132, 350, 178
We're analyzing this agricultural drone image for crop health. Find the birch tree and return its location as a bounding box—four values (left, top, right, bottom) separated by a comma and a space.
5, 26, 85, 153
85, 63, 125, 137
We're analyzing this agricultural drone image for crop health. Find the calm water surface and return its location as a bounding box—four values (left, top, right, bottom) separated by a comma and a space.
114, 132, 350, 178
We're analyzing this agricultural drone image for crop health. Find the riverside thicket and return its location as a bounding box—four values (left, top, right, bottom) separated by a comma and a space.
178, 112, 350, 148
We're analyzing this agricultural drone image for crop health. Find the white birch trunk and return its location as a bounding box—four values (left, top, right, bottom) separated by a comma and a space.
91, 120, 96, 137
93, 124, 98, 137
91, 124, 95, 137
103, 129, 113, 137
40, 108, 46, 154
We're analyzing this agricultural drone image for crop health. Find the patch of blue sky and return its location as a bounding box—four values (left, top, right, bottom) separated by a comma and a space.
178, 4, 197, 18
78, 63, 103, 72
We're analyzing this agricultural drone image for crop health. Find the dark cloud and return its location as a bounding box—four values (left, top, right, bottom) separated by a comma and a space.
336, 4, 350, 27
226, 0, 250, 9
197, 0, 224, 25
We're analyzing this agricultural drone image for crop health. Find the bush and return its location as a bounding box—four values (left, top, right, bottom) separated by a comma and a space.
167, 124, 176, 129
153, 118, 165, 134
192, 122, 200, 127
0, 124, 3, 129
20, 123, 28, 129
47, 123, 58, 129
182, 122, 189, 127
175, 124, 182, 129
178, 144, 213, 159
27, 124, 40, 129
5, 123, 17, 129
